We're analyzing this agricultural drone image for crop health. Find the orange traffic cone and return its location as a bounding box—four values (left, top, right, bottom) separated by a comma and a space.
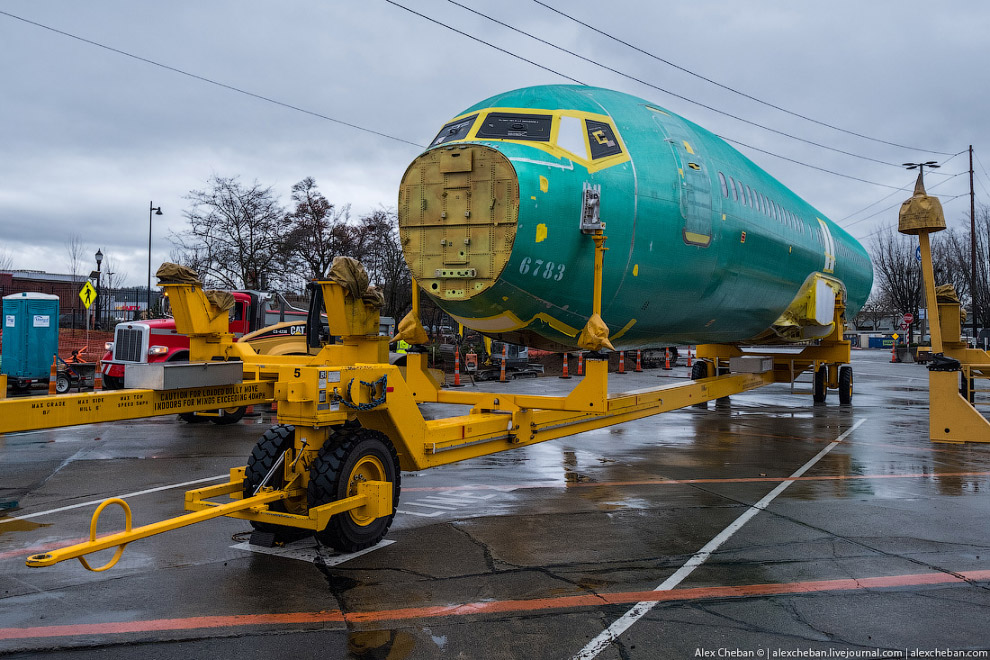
452, 348, 464, 387
560, 353, 572, 379
618, 350, 626, 374
890, 341, 898, 363
634, 350, 643, 372
577, 352, 584, 376
687, 346, 693, 367
49, 356, 57, 395
663, 348, 672, 370
499, 343, 508, 383
93, 363, 103, 392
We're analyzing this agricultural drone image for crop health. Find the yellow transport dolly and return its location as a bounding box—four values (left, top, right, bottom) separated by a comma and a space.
1, 250, 852, 571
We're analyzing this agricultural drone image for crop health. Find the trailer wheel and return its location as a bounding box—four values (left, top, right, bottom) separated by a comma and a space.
243, 424, 309, 541
309, 426, 400, 553
55, 374, 71, 394
838, 366, 853, 405
102, 375, 123, 390
210, 406, 246, 425
691, 360, 711, 408
813, 365, 828, 403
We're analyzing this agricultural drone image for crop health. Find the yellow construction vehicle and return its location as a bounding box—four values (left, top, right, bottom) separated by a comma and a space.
1, 246, 854, 571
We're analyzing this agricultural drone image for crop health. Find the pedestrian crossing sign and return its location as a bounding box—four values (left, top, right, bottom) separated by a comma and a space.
79, 281, 97, 309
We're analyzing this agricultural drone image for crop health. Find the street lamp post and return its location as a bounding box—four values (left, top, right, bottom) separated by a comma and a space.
148, 202, 163, 317
95, 248, 103, 330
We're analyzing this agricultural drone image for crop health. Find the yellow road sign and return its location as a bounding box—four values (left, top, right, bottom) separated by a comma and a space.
79, 281, 97, 309
892, 333, 899, 340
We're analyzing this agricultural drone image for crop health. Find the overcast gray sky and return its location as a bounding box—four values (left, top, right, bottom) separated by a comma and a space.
1, 1, 986, 286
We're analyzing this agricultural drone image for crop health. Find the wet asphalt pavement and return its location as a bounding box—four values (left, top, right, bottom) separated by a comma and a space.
1, 350, 989, 659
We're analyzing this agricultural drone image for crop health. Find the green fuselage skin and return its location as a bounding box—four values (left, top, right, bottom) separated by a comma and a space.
410, 85, 873, 350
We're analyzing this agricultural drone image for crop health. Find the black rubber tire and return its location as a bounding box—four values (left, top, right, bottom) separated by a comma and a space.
961, 374, 974, 403
243, 424, 310, 541
309, 426, 400, 553
691, 360, 710, 408
55, 375, 71, 394
813, 365, 828, 403
838, 365, 853, 405
179, 412, 209, 423
102, 375, 123, 390
715, 365, 731, 405
210, 406, 247, 425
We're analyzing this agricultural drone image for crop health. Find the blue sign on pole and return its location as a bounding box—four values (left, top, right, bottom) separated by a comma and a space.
916, 245, 922, 263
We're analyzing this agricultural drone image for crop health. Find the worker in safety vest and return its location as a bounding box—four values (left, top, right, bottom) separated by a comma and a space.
397, 340, 410, 354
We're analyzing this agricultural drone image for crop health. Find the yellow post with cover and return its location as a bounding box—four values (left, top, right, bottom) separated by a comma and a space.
899, 166, 990, 443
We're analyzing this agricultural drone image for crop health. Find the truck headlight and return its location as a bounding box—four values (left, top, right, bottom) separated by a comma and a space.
148, 346, 169, 357
105, 342, 114, 351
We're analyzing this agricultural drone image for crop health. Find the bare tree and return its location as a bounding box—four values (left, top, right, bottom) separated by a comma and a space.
0, 248, 13, 272
353, 208, 411, 319
284, 177, 353, 282
853, 290, 892, 331
65, 233, 85, 281
871, 225, 924, 343
172, 175, 290, 290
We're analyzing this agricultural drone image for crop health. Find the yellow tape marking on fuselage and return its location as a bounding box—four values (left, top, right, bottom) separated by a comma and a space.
536, 224, 548, 243
611, 318, 637, 341
539, 176, 549, 193
449, 310, 579, 337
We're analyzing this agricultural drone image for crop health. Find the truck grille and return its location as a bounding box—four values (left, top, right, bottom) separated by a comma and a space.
113, 327, 145, 362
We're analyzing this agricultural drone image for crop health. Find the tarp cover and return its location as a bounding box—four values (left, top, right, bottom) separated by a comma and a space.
156, 263, 201, 284
390, 309, 429, 345
327, 257, 384, 309
204, 290, 236, 313
936, 284, 967, 322
577, 313, 615, 352
898, 173, 946, 235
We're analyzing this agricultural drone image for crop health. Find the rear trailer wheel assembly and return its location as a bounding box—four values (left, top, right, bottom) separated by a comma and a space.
309, 426, 400, 552
210, 406, 247, 425
838, 365, 853, 405
813, 365, 828, 403
243, 424, 310, 542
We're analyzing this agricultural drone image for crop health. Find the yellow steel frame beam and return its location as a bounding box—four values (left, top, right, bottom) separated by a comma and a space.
0, 379, 274, 434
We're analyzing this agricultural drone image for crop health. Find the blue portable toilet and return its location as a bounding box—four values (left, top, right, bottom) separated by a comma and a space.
2, 292, 60, 389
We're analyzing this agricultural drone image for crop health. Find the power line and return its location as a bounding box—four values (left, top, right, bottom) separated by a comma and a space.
532, 0, 955, 158
838, 151, 967, 223
0, 9, 426, 149
441, 0, 910, 169
842, 172, 968, 230
851, 191, 969, 243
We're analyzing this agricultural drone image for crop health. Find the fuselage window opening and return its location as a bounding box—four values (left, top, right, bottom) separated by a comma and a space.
476, 112, 553, 141
745, 184, 754, 208
556, 115, 588, 160
728, 175, 739, 201
772, 201, 780, 222
718, 171, 729, 198
430, 114, 479, 147
758, 191, 767, 215
737, 179, 746, 204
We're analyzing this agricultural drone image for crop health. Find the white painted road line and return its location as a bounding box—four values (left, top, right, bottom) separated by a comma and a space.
0, 474, 228, 524
573, 417, 868, 660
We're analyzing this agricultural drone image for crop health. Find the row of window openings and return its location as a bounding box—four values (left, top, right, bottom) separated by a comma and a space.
717, 171, 805, 235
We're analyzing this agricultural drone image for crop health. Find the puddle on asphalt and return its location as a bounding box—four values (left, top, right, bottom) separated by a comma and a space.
347, 629, 416, 659
0, 515, 50, 535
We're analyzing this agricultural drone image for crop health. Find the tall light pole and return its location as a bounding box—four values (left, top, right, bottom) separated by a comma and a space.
95, 248, 103, 330
148, 202, 163, 317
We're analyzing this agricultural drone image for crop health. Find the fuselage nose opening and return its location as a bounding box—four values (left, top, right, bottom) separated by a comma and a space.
397, 144, 519, 302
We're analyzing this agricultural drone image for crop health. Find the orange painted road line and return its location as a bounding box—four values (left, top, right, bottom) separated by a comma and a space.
2, 569, 989, 641
403, 470, 990, 492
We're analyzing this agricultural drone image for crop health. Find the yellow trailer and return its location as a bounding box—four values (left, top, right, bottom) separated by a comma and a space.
1, 250, 853, 571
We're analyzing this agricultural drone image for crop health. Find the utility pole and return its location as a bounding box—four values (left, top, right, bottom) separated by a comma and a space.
971, 146, 977, 342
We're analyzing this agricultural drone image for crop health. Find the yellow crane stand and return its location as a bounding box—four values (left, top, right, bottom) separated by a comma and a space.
898, 173, 990, 444
2, 260, 851, 569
